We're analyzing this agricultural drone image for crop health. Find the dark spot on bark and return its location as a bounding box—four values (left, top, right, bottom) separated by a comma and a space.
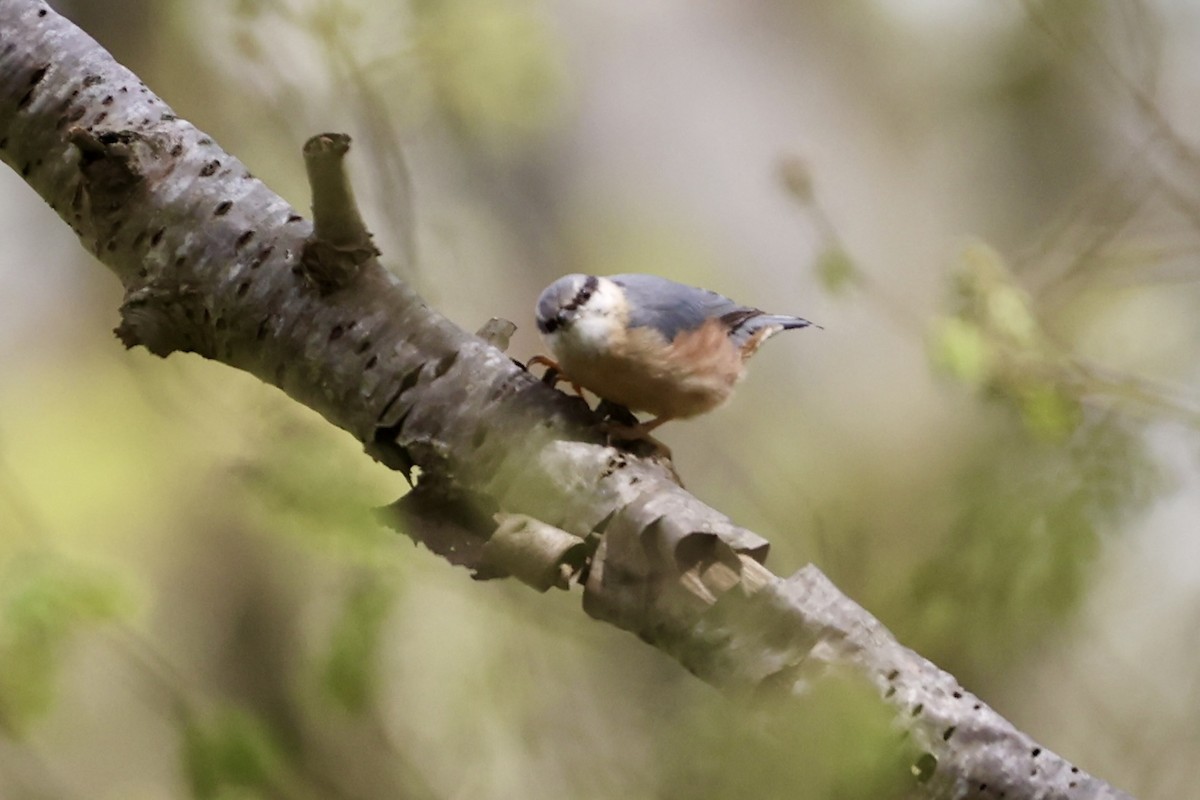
20, 64, 50, 106
94, 111, 107, 124
105, 240, 116, 251
329, 324, 344, 341
1031, 748, 1041, 758
952, 691, 963, 699
433, 352, 458, 378
198, 137, 212, 146
119, 86, 128, 93
140, 118, 149, 126
910, 704, 923, 717
215, 316, 227, 331
286, 213, 303, 223
250, 245, 273, 269
161, 113, 176, 121
174, 255, 186, 268
237, 280, 250, 297
973, 703, 982, 711
235, 230, 254, 249
396, 365, 422, 397
83, 75, 102, 87
884, 686, 896, 698
148, 228, 164, 246
365, 355, 378, 369
0, 138, 7, 149
886, 670, 899, 681
67, 106, 85, 122
243, 170, 253, 179
200, 160, 220, 177
214, 201, 232, 216
37, 8, 47, 15
21, 162, 31, 177
942, 726, 955, 741
170, 144, 183, 157
979, 784, 987, 792
256, 318, 270, 341
1070, 767, 1079, 774
202, 307, 211, 323
912, 753, 936, 784
102, 95, 113, 105
357, 339, 371, 353
137, 267, 147, 278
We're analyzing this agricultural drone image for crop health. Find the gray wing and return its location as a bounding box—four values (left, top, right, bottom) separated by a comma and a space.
610, 274, 744, 342
610, 274, 814, 345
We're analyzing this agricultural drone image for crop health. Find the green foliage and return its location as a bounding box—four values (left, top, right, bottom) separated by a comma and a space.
318, 575, 396, 713
901, 416, 1163, 674
660, 676, 911, 800
0, 558, 129, 737
232, 412, 399, 562
182, 707, 286, 800
412, 0, 566, 150
929, 241, 1082, 440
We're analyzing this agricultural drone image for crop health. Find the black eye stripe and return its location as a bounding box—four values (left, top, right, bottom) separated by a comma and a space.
563, 275, 599, 312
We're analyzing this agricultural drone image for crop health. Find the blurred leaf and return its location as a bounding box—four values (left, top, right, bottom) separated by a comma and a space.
814, 247, 860, 295
933, 240, 1086, 437
318, 575, 396, 714
1017, 381, 1081, 441
182, 707, 285, 800
901, 416, 1163, 676
929, 316, 991, 385
0, 557, 130, 737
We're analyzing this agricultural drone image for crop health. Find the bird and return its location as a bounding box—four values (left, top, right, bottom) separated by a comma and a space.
532, 273, 816, 437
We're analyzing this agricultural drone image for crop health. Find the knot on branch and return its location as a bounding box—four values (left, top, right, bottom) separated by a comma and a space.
115, 283, 214, 358
68, 127, 150, 219
300, 133, 378, 294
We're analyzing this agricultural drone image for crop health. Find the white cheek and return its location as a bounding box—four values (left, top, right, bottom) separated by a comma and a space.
568, 315, 621, 355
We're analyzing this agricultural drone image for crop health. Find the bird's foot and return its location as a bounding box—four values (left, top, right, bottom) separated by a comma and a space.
599, 414, 674, 462
527, 355, 585, 396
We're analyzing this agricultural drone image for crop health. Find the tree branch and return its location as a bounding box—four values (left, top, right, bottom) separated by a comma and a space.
0, 2, 1133, 797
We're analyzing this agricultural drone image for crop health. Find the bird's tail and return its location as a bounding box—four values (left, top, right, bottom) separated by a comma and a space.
758, 314, 818, 332
729, 312, 819, 357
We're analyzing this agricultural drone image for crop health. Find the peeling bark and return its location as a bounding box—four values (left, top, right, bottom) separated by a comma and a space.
0, 2, 1134, 798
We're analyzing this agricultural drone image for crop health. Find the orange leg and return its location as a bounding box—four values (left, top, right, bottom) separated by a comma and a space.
527, 354, 585, 396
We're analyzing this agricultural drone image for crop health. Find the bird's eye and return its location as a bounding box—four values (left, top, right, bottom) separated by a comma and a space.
540, 316, 559, 334
577, 289, 592, 303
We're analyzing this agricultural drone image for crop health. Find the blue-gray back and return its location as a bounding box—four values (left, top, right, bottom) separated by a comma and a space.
611, 274, 811, 345
611, 274, 743, 342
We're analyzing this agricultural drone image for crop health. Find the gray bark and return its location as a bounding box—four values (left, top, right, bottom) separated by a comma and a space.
0, 2, 1133, 798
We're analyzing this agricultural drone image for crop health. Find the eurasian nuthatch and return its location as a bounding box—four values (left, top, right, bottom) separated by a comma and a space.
534, 273, 815, 433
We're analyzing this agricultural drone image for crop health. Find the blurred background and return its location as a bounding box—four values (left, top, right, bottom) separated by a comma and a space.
2, 0, 1199, 797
